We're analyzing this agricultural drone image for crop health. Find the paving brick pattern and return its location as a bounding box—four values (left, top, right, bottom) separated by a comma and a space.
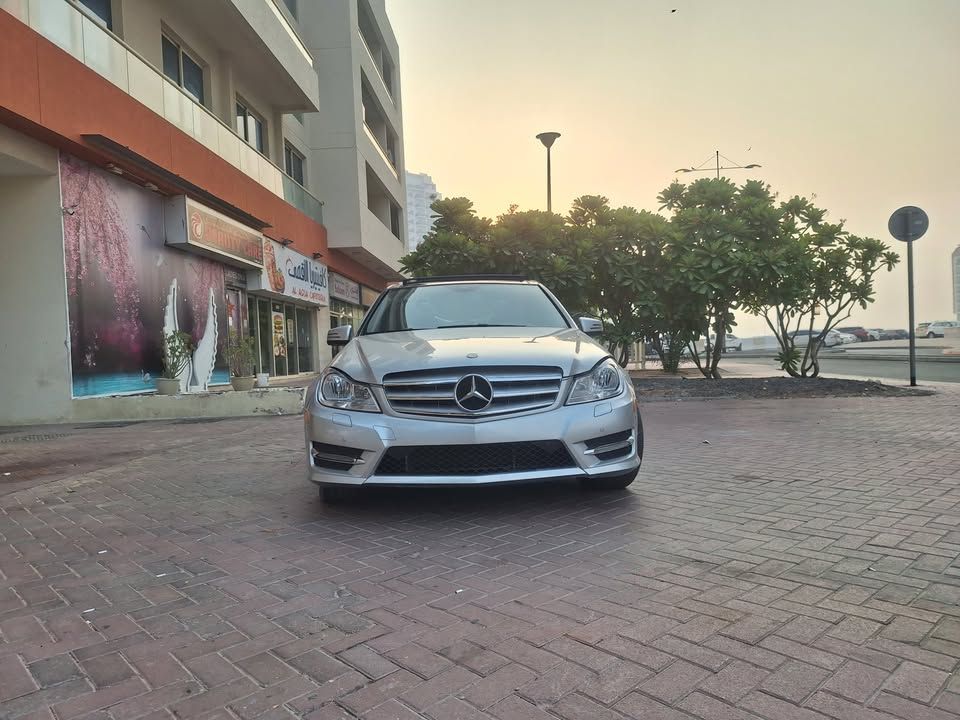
0, 393, 959, 719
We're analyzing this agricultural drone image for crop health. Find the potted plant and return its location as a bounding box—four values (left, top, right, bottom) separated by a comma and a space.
226, 331, 257, 391
157, 330, 193, 395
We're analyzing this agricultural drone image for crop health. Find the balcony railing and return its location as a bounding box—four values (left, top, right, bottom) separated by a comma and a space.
3, 0, 326, 226
363, 123, 399, 179
282, 174, 324, 225
358, 29, 394, 104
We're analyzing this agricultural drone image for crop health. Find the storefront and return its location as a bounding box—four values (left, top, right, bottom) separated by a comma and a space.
246, 238, 329, 377
329, 274, 382, 328
62, 154, 264, 397
329, 272, 365, 331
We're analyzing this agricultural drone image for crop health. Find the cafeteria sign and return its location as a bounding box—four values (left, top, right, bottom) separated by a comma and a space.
247, 238, 329, 305
330, 272, 360, 304
164, 196, 264, 268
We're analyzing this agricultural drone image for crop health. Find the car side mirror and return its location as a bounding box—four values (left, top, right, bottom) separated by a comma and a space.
327, 325, 353, 346
578, 316, 603, 337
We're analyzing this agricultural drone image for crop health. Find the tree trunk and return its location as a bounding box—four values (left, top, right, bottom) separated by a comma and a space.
707, 310, 726, 380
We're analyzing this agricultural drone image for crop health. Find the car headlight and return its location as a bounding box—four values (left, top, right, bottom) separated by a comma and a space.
317, 370, 380, 412
566, 358, 624, 405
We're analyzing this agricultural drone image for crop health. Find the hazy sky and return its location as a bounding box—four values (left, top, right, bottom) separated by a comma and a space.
387, 0, 960, 336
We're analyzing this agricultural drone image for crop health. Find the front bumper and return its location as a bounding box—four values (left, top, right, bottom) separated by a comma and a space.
304, 384, 641, 487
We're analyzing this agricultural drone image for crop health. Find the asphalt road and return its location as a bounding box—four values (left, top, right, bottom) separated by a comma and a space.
722, 353, 960, 384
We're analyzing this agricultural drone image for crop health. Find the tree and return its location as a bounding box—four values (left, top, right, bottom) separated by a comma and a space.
401, 197, 491, 277
566, 196, 701, 370
658, 178, 783, 379
744, 196, 899, 377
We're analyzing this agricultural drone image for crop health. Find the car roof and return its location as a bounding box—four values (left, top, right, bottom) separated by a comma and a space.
397, 274, 536, 287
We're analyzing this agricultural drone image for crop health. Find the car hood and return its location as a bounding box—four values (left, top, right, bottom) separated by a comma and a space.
330, 327, 610, 385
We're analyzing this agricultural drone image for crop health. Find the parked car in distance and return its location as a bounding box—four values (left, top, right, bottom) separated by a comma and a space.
836, 326, 870, 342
878, 329, 908, 340
916, 322, 930, 336
708, 334, 742, 352
836, 331, 859, 344
866, 329, 881, 341
306, 275, 642, 502
925, 321, 960, 338
790, 330, 842, 348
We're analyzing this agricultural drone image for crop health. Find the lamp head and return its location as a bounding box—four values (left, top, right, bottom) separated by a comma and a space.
536, 132, 561, 149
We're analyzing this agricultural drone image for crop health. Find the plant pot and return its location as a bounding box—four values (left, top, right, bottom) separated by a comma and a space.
231, 376, 256, 391
256, 373, 270, 388
155, 378, 181, 396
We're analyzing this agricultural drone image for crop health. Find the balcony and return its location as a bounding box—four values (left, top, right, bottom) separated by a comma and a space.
3, 0, 325, 223
357, 1, 395, 104
358, 29, 394, 105
361, 81, 399, 179
200, 0, 320, 112
282, 174, 324, 225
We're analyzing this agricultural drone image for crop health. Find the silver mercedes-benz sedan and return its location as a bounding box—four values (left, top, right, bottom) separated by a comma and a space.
304, 275, 642, 501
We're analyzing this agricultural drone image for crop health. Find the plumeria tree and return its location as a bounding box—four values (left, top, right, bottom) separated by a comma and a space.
745, 196, 899, 377
657, 178, 784, 379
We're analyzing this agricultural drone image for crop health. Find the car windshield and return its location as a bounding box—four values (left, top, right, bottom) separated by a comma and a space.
361, 283, 570, 335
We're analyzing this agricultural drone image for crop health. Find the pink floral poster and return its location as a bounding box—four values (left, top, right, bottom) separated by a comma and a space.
61, 154, 229, 396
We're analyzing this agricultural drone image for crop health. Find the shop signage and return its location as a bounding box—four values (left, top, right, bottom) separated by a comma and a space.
164, 196, 264, 268
223, 267, 247, 287
247, 238, 329, 305
330, 272, 361, 304
361, 286, 380, 308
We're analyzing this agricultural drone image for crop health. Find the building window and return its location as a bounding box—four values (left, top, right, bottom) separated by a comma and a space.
390, 204, 401, 239
78, 0, 112, 30
161, 34, 204, 105
284, 143, 305, 185
282, 0, 297, 19
236, 101, 266, 154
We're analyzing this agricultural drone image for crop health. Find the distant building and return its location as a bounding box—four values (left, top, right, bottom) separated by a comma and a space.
953, 246, 960, 321
406, 172, 441, 250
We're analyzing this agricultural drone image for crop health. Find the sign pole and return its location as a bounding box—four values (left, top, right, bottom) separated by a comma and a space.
906, 220, 917, 387
888, 205, 927, 387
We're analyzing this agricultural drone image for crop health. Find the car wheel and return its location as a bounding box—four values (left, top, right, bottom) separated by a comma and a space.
319, 485, 358, 503
927, 332, 936, 338
586, 469, 639, 490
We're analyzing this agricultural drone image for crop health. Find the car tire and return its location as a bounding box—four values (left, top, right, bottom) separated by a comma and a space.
319, 485, 357, 503
583, 413, 643, 491
586, 468, 639, 490
927, 332, 936, 338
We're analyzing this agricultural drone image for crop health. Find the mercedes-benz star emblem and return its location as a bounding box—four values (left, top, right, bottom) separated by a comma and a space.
454, 374, 493, 412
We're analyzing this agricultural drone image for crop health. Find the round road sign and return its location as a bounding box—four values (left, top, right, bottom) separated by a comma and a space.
888, 206, 928, 242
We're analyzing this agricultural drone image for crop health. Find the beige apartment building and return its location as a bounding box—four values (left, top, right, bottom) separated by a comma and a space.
0, 0, 406, 423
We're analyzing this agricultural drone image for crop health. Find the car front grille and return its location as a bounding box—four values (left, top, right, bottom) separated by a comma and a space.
376, 441, 575, 476
382, 366, 563, 417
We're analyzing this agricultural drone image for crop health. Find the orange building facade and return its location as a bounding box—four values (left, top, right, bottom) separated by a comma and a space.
0, 1, 402, 423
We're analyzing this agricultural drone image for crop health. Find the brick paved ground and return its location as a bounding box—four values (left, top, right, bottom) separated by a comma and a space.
1, 393, 958, 720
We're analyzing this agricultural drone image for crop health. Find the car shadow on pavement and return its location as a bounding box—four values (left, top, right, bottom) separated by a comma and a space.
309, 479, 646, 520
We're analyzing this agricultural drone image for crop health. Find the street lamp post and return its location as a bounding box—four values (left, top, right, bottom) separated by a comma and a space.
675, 150, 761, 178
674, 150, 762, 359
536, 132, 561, 212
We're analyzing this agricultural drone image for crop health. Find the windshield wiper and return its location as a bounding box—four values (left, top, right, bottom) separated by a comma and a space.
435, 323, 527, 329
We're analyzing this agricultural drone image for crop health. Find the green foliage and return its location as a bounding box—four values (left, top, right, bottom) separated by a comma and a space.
775, 345, 802, 375
401, 183, 896, 379
225, 332, 257, 377
161, 331, 193, 380
657, 178, 784, 378
743, 195, 900, 377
